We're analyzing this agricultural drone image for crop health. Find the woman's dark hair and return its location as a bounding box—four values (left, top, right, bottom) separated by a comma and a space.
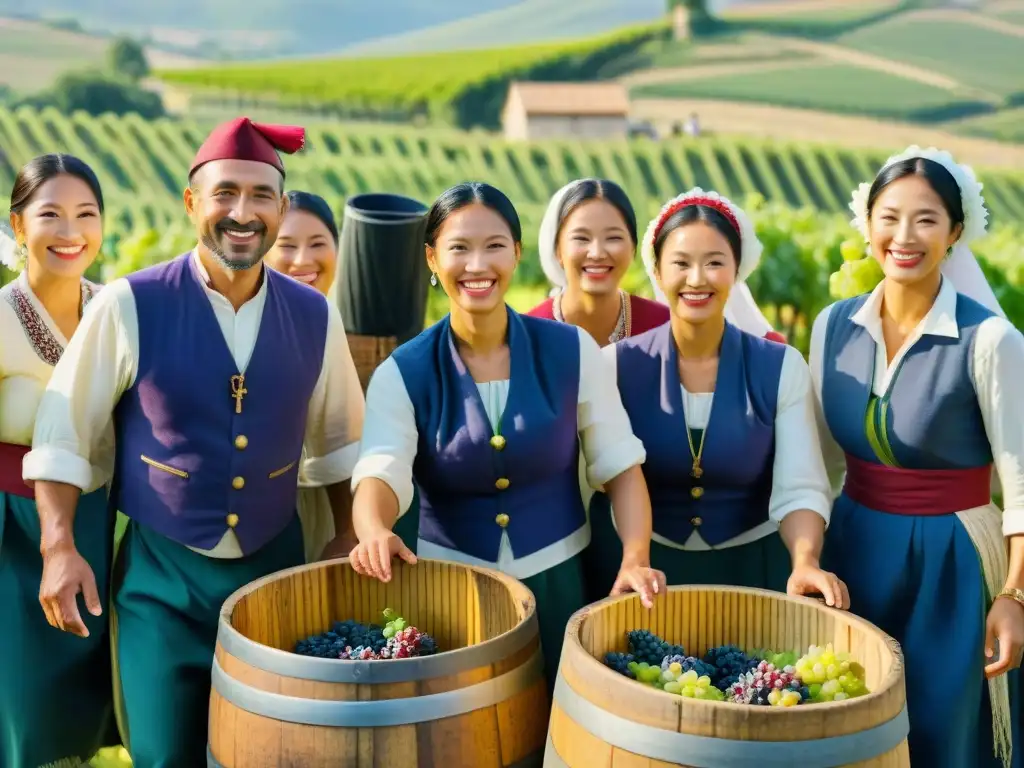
653, 205, 742, 269
557, 178, 638, 245
425, 182, 522, 247
866, 157, 964, 230
10, 154, 104, 215
286, 190, 338, 243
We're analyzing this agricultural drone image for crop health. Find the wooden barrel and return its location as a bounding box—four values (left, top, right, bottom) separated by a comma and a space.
546, 586, 909, 768
346, 333, 399, 392
208, 558, 549, 767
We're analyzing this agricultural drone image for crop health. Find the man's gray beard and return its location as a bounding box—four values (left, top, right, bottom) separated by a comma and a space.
202, 232, 266, 272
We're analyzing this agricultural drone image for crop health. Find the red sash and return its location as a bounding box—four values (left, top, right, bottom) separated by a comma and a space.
0, 441, 34, 499
843, 452, 991, 516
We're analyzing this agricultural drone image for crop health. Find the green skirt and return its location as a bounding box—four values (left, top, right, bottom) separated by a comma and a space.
0, 488, 119, 768
113, 515, 305, 767
521, 553, 587, 694
586, 498, 791, 602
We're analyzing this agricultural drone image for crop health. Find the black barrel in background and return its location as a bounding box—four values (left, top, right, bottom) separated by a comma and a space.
336, 193, 430, 391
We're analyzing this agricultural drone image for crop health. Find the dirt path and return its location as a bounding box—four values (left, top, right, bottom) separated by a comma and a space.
630, 98, 1024, 170
620, 58, 808, 87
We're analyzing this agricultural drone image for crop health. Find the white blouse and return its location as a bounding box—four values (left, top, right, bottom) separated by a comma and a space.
351, 324, 647, 579
0, 272, 98, 447
809, 278, 1024, 535
601, 341, 832, 551
23, 250, 366, 559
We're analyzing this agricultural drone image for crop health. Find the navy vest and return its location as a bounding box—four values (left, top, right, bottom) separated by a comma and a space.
112, 253, 328, 554
594, 321, 784, 546
391, 309, 585, 562
821, 291, 993, 469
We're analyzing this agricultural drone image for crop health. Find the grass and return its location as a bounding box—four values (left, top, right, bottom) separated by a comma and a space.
947, 107, 1024, 144
721, 0, 904, 38
0, 19, 109, 92
630, 62, 975, 122
837, 16, 1024, 99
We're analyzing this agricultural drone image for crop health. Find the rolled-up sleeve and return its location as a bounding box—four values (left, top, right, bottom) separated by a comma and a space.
350, 357, 418, 517
769, 345, 833, 526
302, 304, 365, 485
23, 280, 133, 493
578, 329, 645, 488
973, 317, 1024, 536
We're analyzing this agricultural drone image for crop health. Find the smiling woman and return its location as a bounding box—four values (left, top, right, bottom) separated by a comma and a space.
346, 181, 665, 693
265, 191, 340, 296
0, 153, 120, 768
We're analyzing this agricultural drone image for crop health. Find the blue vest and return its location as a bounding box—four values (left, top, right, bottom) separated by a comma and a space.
112, 253, 328, 554
821, 291, 993, 469
391, 309, 584, 562
595, 321, 784, 546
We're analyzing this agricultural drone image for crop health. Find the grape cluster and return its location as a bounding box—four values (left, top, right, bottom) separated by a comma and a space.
702, 645, 760, 691
729, 661, 808, 707
626, 630, 685, 666
604, 652, 637, 678
660, 666, 726, 701
661, 654, 717, 679
829, 240, 884, 300
293, 609, 439, 660
793, 644, 869, 702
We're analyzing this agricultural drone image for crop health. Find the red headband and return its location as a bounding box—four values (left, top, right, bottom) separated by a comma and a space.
652, 195, 741, 244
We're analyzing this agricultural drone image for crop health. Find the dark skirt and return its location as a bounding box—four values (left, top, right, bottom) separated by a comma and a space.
0, 488, 119, 767
113, 516, 305, 767
586, 496, 791, 602
521, 553, 588, 692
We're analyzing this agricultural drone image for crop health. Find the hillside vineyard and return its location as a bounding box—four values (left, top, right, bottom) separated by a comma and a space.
2, 106, 1024, 239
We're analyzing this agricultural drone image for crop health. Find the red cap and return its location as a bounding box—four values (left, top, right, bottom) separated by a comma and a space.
189, 117, 306, 178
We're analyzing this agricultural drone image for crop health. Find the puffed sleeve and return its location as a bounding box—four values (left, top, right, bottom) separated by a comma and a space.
349, 356, 419, 517
23, 278, 135, 493
576, 328, 645, 487
768, 345, 833, 525
808, 304, 847, 499
301, 302, 365, 485
973, 317, 1024, 536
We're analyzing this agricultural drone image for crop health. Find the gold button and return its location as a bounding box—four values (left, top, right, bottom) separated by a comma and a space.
495, 477, 510, 490
495, 513, 510, 528
490, 435, 506, 450
226, 513, 239, 528
690, 487, 704, 500
232, 476, 245, 490
690, 516, 702, 526
234, 435, 248, 450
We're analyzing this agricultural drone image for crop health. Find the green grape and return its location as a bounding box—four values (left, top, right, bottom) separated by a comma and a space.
840, 238, 865, 262
848, 257, 884, 294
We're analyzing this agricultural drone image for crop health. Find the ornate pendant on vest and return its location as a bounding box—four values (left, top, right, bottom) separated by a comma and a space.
231, 374, 248, 414
687, 425, 707, 499
691, 458, 703, 479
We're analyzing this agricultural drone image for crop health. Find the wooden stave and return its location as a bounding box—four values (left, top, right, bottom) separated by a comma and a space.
208, 558, 551, 767
546, 586, 910, 768
346, 333, 398, 393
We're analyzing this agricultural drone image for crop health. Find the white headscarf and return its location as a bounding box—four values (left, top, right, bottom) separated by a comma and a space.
849, 145, 1005, 318
641, 188, 775, 337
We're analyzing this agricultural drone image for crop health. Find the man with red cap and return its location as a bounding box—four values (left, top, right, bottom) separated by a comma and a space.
24, 117, 365, 765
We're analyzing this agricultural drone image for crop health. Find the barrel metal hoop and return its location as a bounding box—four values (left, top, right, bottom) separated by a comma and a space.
217, 613, 539, 684
551, 674, 909, 768
211, 647, 543, 727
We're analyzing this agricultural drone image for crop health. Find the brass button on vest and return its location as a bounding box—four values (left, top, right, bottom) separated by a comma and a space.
495, 477, 510, 490
495, 513, 510, 528
490, 435, 506, 450
690, 516, 702, 526
234, 435, 248, 450
232, 476, 245, 490
226, 513, 239, 528
690, 487, 704, 499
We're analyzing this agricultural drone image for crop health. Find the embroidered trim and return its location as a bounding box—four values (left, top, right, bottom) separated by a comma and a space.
553, 289, 631, 344
4, 280, 100, 366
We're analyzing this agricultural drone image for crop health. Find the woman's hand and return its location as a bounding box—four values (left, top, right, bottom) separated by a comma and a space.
787, 560, 850, 610
349, 527, 417, 583
611, 561, 666, 609
984, 596, 1024, 679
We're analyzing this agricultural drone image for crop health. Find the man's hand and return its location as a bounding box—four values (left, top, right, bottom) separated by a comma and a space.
38, 542, 101, 638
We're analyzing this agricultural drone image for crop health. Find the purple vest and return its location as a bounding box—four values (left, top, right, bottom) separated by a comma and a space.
821, 290, 993, 469
112, 253, 328, 554
391, 309, 584, 562
595, 322, 784, 546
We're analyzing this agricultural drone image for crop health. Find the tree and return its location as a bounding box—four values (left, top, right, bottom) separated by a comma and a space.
17, 70, 165, 120
107, 37, 150, 82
